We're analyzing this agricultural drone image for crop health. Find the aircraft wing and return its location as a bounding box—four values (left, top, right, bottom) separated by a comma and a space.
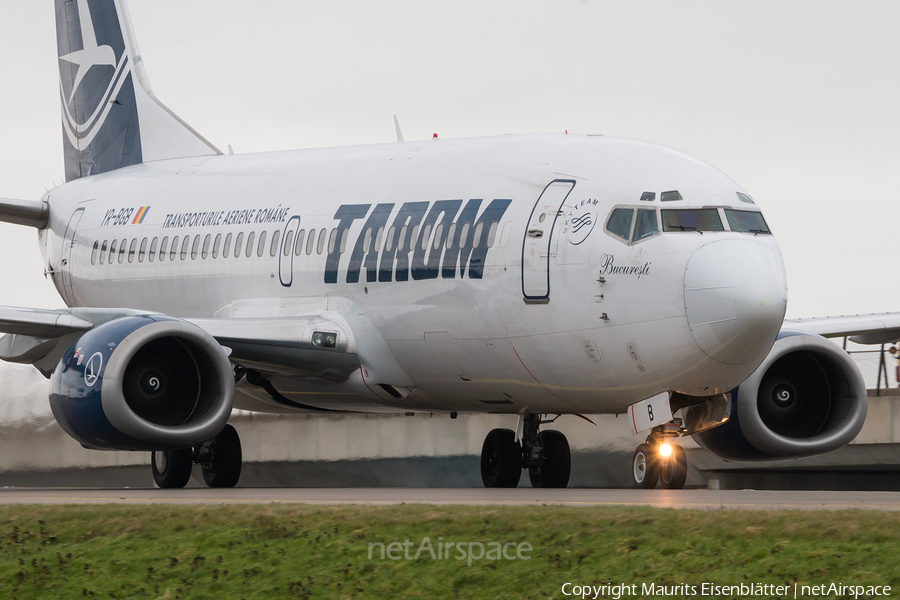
189, 317, 360, 383
0, 306, 93, 338
784, 312, 900, 345
0, 306, 361, 384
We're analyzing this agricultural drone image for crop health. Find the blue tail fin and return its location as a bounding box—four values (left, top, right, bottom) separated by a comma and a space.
56, 0, 220, 182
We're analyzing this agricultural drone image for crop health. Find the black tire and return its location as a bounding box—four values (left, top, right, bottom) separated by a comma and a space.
481, 428, 522, 488
632, 443, 658, 489
529, 430, 571, 488
151, 448, 193, 489
660, 444, 687, 489
201, 424, 243, 488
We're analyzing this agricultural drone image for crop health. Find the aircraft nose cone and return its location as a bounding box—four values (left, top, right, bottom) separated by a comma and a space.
684, 240, 787, 365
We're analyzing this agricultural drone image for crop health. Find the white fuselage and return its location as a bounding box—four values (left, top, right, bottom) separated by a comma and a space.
38, 134, 788, 416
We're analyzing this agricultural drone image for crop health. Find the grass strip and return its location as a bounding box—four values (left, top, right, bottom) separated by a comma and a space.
0, 503, 897, 599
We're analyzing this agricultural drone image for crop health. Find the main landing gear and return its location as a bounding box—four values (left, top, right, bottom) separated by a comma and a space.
481, 414, 571, 488
151, 424, 243, 489
632, 424, 687, 489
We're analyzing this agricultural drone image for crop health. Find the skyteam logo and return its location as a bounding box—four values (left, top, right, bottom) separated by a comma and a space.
562, 198, 599, 245
58, 0, 130, 150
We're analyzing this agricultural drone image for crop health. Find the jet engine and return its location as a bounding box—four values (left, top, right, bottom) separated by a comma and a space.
49, 316, 235, 451
692, 332, 867, 461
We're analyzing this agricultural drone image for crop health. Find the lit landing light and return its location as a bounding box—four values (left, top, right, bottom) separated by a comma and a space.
659, 442, 673, 458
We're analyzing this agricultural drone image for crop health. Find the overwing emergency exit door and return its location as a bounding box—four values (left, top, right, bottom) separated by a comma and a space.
521, 180, 575, 302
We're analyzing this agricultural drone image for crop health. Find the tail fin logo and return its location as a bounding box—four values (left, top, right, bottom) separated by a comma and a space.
58, 0, 132, 151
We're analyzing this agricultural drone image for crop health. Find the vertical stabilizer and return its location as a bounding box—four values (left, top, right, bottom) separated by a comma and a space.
56, 0, 221, 182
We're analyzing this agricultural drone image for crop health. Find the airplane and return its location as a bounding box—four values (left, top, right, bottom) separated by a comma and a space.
1, 0, 899, 490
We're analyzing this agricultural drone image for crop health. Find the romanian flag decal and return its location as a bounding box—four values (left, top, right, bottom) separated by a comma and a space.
132, 206, 150, 224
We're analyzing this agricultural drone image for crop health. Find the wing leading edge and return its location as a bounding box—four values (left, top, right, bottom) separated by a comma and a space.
784, 312, 900, 345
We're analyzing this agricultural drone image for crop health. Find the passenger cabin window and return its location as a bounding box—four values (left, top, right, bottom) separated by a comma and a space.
257, 231, 267, 257
445, 224, 456, 249
294, 229, 306, 256
327, 228, 337, 255
170, 236, 179, 261
487, 222, 498, 248
159, 237, 169, 261
306, 229, 316, 255
212, 234, 221, 259
138, 238, 148, 262
246, 232, 256, 258
606, 208, 634, 241
662, 209, 724, 232
119, 239, 127, 264
472, 222, 484, 248
180, 236, 190, 260
458, 223, 470, 248
432, 224, 443, 250
633, 209, 659, 241
234, 232, 244, 258
190, 235, 200, 260
223, 233, 232, 258
149, 238, 158, 262
270, 230, 280, 257
201, 234, 211, 259
283, 230, 294, 256
725, 209, 771, 234
91, 241, 99, 265
128, 239, 137, 263
99, 241, 108, 265
317, 229, 327, 255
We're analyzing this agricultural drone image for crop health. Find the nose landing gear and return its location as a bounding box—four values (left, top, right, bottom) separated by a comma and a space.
481, 414, 572, 488
631, 424, 688, 489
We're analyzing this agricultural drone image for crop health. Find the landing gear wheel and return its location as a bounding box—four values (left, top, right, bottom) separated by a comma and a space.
528, 430, 571, 488
632, 443, 658, 489
660, 444, 687, 489
201, 424, 243, 488
151, 448, 192, 489
481, 428, 522, 488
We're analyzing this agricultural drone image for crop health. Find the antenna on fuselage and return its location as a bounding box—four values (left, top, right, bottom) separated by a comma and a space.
394, 115, 404, 143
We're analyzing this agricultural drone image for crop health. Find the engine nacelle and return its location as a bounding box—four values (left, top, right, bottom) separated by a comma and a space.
50, 316, 235, 451
692, 332, 867, 461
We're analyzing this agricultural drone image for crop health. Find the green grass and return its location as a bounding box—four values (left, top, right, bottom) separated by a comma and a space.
0, 504, 897, 599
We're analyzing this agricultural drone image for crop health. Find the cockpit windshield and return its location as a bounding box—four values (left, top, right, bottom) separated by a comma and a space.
605, 206, 772, 244
661, 209, 724, 232
724, 209, 771, 234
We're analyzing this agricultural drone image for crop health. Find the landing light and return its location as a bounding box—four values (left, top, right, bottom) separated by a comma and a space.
659, 443, 673, 458
312, 332, 337, 349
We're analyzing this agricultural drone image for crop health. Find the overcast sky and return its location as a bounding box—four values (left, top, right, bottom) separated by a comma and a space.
0, 1, 898, 318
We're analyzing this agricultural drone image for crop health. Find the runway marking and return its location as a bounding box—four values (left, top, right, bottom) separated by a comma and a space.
2, 489, 900, 510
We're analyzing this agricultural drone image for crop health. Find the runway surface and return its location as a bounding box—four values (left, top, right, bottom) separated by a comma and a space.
2, 487, 900, 510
